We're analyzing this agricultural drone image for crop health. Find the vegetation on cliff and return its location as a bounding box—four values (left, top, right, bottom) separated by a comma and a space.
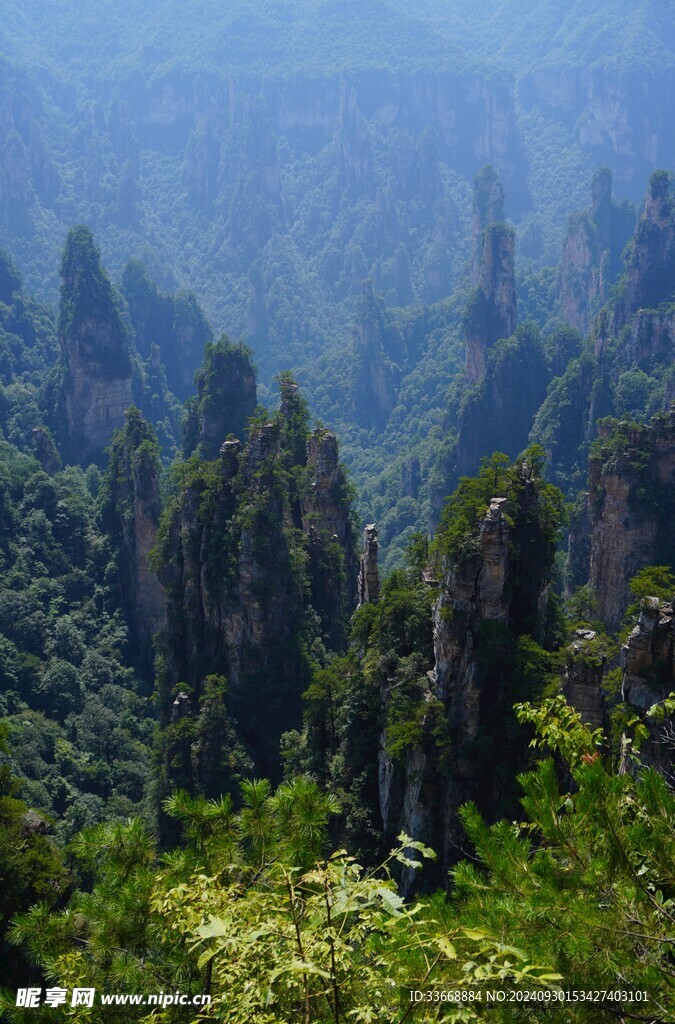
3, 700, 673, 1022
57, 227, 131, 380
182, 338, 257, 459
153, 371, 357, 798
0, 7, 674, 1013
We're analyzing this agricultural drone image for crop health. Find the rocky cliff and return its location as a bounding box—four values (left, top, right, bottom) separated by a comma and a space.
121, 259, 213, 401
102, 407, 165, 670
470, 164, 505, 286
350, 282, 397, 429
53, 226, 133, 465
378, 455, 563, 886
558, 168, 634, 334
158, 418, 306, 784
518, 66, 675, 200
5, 9, 675, 390
115, 65, 531, 216
449, 170, 557, 487
302, 430, 353, 549
621, 596, 675, 780
301, 426, 359, 645
589, 171, 675, 378
562, 629, 605, 731
572, 173, 675, 405
0, 63, 59, 231
357, 524, 380, 607
456, 324, 549, 479
157, 380, 356, 790
621, 170, 675, 321
589, 409, 675, 632
464, 215, 516, 387
182, 337, 257, 459
0, 50, 535, 379
447, 169, 526, 490
532, 171, 675, 499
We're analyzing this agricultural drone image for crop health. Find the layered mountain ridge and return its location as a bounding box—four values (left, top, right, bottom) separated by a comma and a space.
1, 0, 673, 387
0, 7, 673, 996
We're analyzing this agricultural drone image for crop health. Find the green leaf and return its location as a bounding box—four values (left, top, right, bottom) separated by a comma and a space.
197, 948, 217, 968
269, 960, 332, 981
435, 936, 458, 960
196, 916, 229, 939
376, 886, 405, 915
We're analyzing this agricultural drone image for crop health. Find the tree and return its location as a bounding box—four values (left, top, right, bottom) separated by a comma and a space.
452, 696, 675, 1022
6, 700, 674, 1021
628, 565, 675, 606
0, 723, 67, 990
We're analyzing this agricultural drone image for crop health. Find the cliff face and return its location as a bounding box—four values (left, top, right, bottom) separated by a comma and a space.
558, 168, 634, 334
357, 524, 380, 607
0, 52, 535, 379
519, 66, 675, 200
464, 220, 516, 387
121, 260, 213, 401
0, 64, 59, 230
456, 324, 549, 479
302, 430, 352, 549
622, 171, 675, 321
123, 67, 530, 212
431, 498, 510, 744
453, 176, 544, 488
587, 171, 675, 384
379, 461, 561, 886
334, 88, 374, 197
102, 408, 165, 669
589, 410, 675, 632
160, 420, 306, 780
185, 125, 220, 211
562, 629, 605, 731
586, 171, 675, 377
55, 226, 133, 465
621, 597, 675, 779
470, 164, 505, 286
183, 337, 257, 459
534, 171, 674, 501
622, 307, 675, 371
350, 282, 397, 429
158, 382, 356, 788
6, 23, 675, 390
128, 65, 518, 332
301, 427, 359, 645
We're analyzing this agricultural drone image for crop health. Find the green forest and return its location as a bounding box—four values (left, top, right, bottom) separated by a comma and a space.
0, 1, 674, 1021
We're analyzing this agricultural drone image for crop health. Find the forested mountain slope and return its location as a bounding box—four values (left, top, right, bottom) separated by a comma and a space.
0, 5, 673, 1015
0, 0, 672, 378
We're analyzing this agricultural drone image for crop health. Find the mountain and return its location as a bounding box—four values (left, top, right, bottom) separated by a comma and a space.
0, 0, 672, 381
0, 4, 673, 1011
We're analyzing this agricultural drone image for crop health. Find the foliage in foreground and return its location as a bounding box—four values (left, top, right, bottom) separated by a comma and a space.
2, 701, 674, 1023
